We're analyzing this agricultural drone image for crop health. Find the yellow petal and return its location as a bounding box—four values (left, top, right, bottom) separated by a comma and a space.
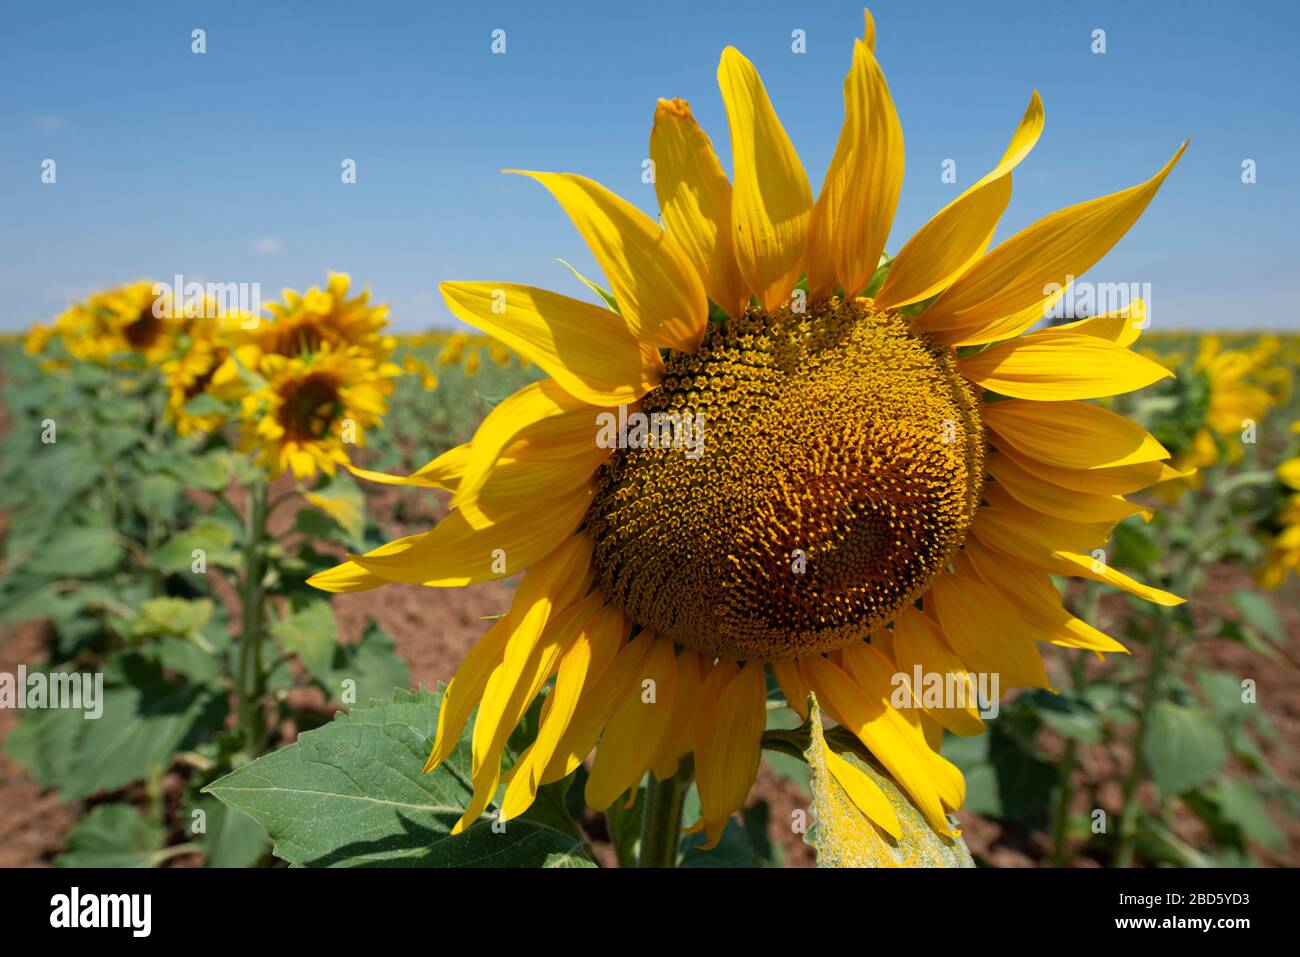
423, 617, 512, 772
862, 7, 876, 50
806, 39, 904, 300
473, 451, 610, 522
507, 170, 707, 352
800, 654, 955, 835
453, 539, 594, 833
499, 598, 623, 820
917, 142, 1187, 340
307, 558, 397, 594
1056, 298, 1148, 346
440, 282, 661, 405
451, 378, 599, 513
585, 635, 679, 810
838, 643, 966, 812
987, 450, 1146, 523
971, 508, 1183, 606
718, 46, 812, 311
982, 484, 1115, 552
650, 648, 703, 781
960, 537, 1127, 655
540, 626, 649, 786
771, 658, 812, 721
995, 442, 1183, 496
959, 331, 1173, 400
347, 443, 469, 491
878, 91, 1043, 308
650, 98, 748, 319
351, 484, 593, 587
928, 572, 1052, 691
692, 660, 766, 849
984, 398, 1169, 469
825, 749, 902, 841
1279, 458, 1300, 492
890, 607, 986, 736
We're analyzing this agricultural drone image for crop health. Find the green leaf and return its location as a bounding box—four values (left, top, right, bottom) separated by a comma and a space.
56, 804, 165, 868
603, 785, 644, 868
150, 521, 238, 572
25, 524, 123, 578
1232, 591, 1283, 644
1144, 700, 1228, 797
323, 621, 411, 706
302, 472, 365, 546
128, 596, 214, 641
137, 473, 183, 519
187, 796, 270, 868
803, 694, 973, 868
1036, 696, 1103, 743
63, 656, 227, 799
173, 450, 234, 491
205, 686, 594, 867
681, 817, 757, 867
1209, 779, 1284, 850
4, 701, 85, 790
272, 599, 338, 680
1198, 670, 1253, 724
182, 392, 231, 417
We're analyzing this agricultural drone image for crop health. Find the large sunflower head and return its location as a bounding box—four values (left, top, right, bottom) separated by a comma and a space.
312, 9, 1189, 849
240, 343, 397, 479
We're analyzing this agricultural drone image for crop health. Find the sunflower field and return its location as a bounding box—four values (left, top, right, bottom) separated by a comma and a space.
2, 9, 1298, 883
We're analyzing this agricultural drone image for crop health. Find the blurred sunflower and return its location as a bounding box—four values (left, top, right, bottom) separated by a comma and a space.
1153, 334, 1276, 499
437, 331, 469, 367
48, 280, 186, 365
239, 343, 397, 479
243, 272, 395, 362
161, 312, 248, 435
311, 10, 1187, 847
1258, 423, 1300, 588
402, 354, 441, 390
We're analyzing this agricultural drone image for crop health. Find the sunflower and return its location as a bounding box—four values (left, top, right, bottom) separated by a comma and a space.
1258, 423, 1300, 588
437, 331, 469, 367
161, 312, 249, 436
244, 272, 395, 362
1152, 334, 1277, 500
48, 280, 187, 365
311, 9, 1188, 848
239, 343, 397, 479
402, 354, 441, 391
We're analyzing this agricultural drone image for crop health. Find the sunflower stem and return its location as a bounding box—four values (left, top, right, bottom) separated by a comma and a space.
236, 475, 268, 750
638, 766, 688, 868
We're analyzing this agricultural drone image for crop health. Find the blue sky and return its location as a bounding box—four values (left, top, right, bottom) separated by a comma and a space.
2, 0, 1297, 332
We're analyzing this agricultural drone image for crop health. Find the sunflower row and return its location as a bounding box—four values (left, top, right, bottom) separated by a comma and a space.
23, 275, 541, 481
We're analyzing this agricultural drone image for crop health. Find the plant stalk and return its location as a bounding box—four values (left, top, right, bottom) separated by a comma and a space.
638, 769, 687, 868
236, 476, 268, 749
